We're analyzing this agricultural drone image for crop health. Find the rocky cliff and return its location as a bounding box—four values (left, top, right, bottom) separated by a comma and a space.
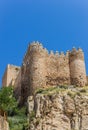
27, 86, 88, 130
0, 115, 9, 130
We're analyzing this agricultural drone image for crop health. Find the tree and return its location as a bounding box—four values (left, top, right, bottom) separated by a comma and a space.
0, 87, 17, 116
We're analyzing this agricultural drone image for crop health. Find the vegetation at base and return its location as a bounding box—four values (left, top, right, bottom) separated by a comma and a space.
67, 86, 88, 98
36, 85, 68, 95
8, 114, 28, 130
79, 88, 87, 93
67, 91, 77, 98
36, 85, 88, 97
0, 87, 17, 115
0, 87, 28, 130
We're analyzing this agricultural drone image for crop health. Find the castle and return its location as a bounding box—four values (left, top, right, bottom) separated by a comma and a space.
2, 42, 87, 103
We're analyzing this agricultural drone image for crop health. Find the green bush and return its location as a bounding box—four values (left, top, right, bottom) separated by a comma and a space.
80, 88, 87, 93
36, 86, 67, 95
67, 91, 76, 98
59, 85, 68, 89
0, 87, 28, 130
0, 87, 17, 116
8, 115, 28, 130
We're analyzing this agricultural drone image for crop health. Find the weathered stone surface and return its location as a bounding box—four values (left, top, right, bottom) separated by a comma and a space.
28, 90, 88, 130
2, 42, 87, 103
20, 43, 87, 103
14, 69, 21, 100
0, 116, 9, 130
2, 64, 20, 87
27, 96, 34, 114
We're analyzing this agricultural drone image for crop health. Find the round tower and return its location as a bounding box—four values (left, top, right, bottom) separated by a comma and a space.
69, 48, 87, 87
28, 42, 48, 95
21, 42, 47, 104
28, 42, 47, 94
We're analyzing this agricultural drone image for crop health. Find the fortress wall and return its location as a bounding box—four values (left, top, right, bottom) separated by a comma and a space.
69, 48, 87, 86
21, 62, 29, 103
2, 67, 8, 87
2, 42, 87, 105
21, 43, 71, 103
18, 42, 87, 104
7, 65, 20, 86
14, 69, 21, 100
46, 51, 71, 86
86, 76, 88, 85
14, 69, 21, 88
2, 64, 20, 87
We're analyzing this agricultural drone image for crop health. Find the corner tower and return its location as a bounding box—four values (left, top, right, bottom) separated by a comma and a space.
21, 42, 47, 103
28, 42, 47, 92
69, 48, 87, 86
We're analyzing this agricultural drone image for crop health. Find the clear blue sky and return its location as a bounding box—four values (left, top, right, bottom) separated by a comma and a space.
0, 0, 88, 86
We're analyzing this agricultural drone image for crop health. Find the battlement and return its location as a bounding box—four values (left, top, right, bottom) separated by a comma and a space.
20, 42, 87, 103
23, 43, 71, 67
2, 42, 87, 103
23, 42, 84, 64
69, 47, 84, 63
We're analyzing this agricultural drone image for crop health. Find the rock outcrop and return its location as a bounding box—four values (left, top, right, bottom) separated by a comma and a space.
28, 86, 88, 130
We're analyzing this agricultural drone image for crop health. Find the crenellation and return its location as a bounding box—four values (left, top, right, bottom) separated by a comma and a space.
59, 51, 65, 57
70, 48, 84, 62
29, 43, 45, 55
50, 50, 54, 55
55, 51, 59, 57
69, 47, 87, 86
66, 50, 70, 57
2, 42, 87, 104
70, 47, 77, 53
78, 48, 83, 53
43, 48, 49, 55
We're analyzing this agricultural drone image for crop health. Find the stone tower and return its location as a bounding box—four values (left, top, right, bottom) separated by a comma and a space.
27, 43, 47, 92
69, 48, 87, 86
21, 42, 47, 103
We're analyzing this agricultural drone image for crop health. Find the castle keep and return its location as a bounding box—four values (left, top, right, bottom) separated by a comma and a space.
2, 42, 87, 102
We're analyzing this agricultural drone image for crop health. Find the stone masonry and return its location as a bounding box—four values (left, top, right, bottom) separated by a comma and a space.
21, 42, 87, 103
2, 64, 20, 87
2, 42, 87, 103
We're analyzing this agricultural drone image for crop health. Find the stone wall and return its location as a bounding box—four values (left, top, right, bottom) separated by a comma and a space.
20, 42, 87, 103
14, 69, 21, 100
46, 51, 70, 86
2, 67, 8, 87
2, 64, 20, 87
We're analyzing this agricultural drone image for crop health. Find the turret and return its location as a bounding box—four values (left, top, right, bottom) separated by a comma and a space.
21, 42, 47, 103
69, 48, 87, 86
28, 42, 47, 93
